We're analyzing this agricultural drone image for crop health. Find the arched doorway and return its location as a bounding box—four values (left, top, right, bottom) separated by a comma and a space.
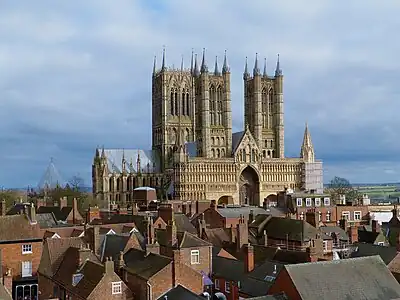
239, 166, 260, 206
218, 195, 233, 205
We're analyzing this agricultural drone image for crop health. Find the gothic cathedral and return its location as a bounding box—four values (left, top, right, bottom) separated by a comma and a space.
92, 49, 323, 208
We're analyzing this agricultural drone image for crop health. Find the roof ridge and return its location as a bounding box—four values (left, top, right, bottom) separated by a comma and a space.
286, 254, 383, 269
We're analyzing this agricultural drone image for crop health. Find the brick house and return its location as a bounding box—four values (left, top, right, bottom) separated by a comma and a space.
37, 197, 84, 224
0, 202, 42, 299
268, 256, 400, 299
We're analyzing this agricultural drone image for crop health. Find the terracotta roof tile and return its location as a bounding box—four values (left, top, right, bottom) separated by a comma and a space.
0, 215, 41, 242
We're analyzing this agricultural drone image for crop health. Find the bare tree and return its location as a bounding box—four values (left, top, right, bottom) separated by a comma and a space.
327, 176, 360, 202
69, 175, 84, 192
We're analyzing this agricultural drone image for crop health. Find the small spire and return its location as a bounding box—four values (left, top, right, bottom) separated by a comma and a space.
243, 56, 249, 80
214, 56, 220, 75
180, 55, 184, 73
222, 50, 229, 74
275, 54, 282, 77
194, 53, 199, 76
101, 146, 105, 158
152, 56, 156, 75
253, 53, 260, 76
200, 48, 208, 73
161, 46, 166, 71
190, 49, 194, 75
300, 122, 315, 162
263, 58, 267, 77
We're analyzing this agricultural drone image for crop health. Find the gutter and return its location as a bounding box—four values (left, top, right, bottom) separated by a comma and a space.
147, 281, 152, 300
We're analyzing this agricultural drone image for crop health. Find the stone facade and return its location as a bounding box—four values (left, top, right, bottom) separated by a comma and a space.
92, 50, 324, 207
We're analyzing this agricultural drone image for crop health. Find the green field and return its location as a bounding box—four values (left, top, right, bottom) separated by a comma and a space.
356, 185, 400, 199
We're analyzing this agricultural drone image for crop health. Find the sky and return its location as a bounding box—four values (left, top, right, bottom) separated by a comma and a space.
1, 0, 400, 188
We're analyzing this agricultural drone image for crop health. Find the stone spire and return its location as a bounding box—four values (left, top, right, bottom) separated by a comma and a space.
214, 56, 220, 75
200, 48, 208, 73
253, 53, 260, 76
152, 56, 156, 75
300, 122, 315, 163
222, 50, 229, 74
194, 53, 200, 76
263, 57, 267, 77
161, 46, 166, 71
243, 56, 249, 80
275, 54, 282, 77
190, 49, 194, 75
136, 151, 141, 174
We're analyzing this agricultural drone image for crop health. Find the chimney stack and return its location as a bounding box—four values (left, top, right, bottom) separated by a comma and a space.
349, 225, 358, 244
104, 257, 114, 274
244, 244, 254, 273
115, 251, 125, 273
78, 244, 92, 267
59, 196, 67, 209
158, 203, 174, 224
72, 198, 78, 224
27, 203, 37, 224
249, 210, 254, 223
172, 250, 181, 286
371, 220, 379, 233
264, 230, 268, 246
166, 220, 177, 247
210, 200, 217, 210
305, 209, 319, 228
93, 226, 100, 255
236, 215, 248, 252
339, 217, 348, 231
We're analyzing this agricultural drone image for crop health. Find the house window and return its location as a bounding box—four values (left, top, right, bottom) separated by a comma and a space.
323, 241, 328, 252
305, 198, 312, 207
342, 211, 350, 220
296, 198, 302, 207
225, 281, 230, 293
22, 244, 32, 254
324, 197, 330, 206
315, 198, 321, 207
112, 282, 122, 294
22, 261, 32, 277
326, 212, 331, 222
354, 211, 361, 221
190, 250, 200, 264
214, 279, 220, 289
378, 242, 384, 246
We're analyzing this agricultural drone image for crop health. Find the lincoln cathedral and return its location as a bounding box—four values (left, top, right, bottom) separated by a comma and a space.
92, 49, 323, 208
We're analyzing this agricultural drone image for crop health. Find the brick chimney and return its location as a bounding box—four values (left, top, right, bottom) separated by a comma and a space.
305, 209, 319, 228
115, 251, 125, 273
236, 215, 248, 252
36, 198, 46, 209
249, 210, 254, 224
104, 257, 114, 274
27, 203, 37, 225
230, 224, 235, 244
158, 203, 174, 224
210, 200, 217, 210
0, 199, 6, 216
78, 244, 92, 267
349, 226, 358, 244
244, 244, 254, 273
72, 198, 78, 224
92, 226, 100, 255
146, 215, 155, 244
172, 250, 180, 286
371, 220, 379, 233
59, 197, 67, 209
195, 200, 199, 214
166, 220, 177, 247
188, 202, 192, 217
146, 240, 160, 256
198, 213, 206, 237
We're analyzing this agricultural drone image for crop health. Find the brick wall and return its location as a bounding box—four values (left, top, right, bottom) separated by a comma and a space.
38, 274, 55, 299
213, 276, 239, 300
89, 273, 132, 300
268, 268, 301, 300
178, 246, 212, 275
0, 241, 42, 278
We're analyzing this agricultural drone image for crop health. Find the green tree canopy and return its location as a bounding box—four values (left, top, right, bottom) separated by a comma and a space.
327, 176, 360, 202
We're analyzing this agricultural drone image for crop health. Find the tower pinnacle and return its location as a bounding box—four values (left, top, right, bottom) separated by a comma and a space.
222, 50, 229, 74
194, 53, 199, 76
214, 56, 220, 75
243, 57, 249, 80
263, 57, 267, 77
275, 54, 282, 77
253, 53, 260, 76
300, 122, 315, 163
161, 46, 166, 71
201, 48, 208, 73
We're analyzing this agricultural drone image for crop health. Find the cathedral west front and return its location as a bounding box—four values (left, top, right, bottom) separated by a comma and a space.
92, 49, 323, 208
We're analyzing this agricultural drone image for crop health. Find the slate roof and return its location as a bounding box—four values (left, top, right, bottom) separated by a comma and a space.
264, 217, 318, 242
285, 256, 400, 300
232, 131, 245, 153
156, 284, 204, 300
53, 247, 104, 299
350, 243, 398, 265
123, 248, 172, 279
174, 213, 197, 234
36, 212, 58, 228
247, 294, 288, 300
319, 226, 349, 242
203, 228, 231, 247
37, 206, 70, 221
217, 206, 269, 219
358, 229, 384, 244
156, 230, 212, 248
101, 233, 144, 262
0, 215, 41, 242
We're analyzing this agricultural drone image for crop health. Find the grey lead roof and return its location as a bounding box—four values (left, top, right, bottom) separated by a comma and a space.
285, 255, 400, 300
217, 206, 269, 218
100, 149, 160, 173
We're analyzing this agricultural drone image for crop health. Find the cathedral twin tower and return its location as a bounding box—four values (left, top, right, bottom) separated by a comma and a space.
151, 48, 284, 171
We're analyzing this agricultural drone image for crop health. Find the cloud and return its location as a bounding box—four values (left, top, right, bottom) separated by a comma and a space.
0, 0, 399, 187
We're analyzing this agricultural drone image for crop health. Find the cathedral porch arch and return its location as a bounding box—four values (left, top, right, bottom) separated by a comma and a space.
218, 195, 234, 205
238, 165, 260, 206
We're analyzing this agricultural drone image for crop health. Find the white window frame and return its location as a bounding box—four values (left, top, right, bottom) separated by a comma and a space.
318, 211, 322, 221
305, 198, 312, 207
326, 212, 331, 222
296, 198, 303, 207
315, 198, 321, 207
323, 241, 328, 252
324, 197, 330, 206
22, 244, 32, 254
21, 261, 32, 277
342, 211, 351, 220
377, 242, 385, 246
354, 211, 361, 221
214, 279, 220, 289
190, 250, 200, 264
225, 281, 230, 293
112, 281, 122, 295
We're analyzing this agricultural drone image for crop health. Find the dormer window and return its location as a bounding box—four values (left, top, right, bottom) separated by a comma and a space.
296, 198, 302, 207
315, 198, 321, 207
324, 197, 330, 206
72, 273, 84, 286
112, 282, 122, 294
305, 198, 312, 207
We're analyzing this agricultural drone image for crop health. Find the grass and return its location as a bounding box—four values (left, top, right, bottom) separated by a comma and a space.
356, 185, 400, 199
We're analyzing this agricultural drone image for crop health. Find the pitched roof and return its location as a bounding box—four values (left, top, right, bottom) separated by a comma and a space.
264, 217, 318, 242
174, 213, 197, 234
247, 294, 288, 300
155, 229, 211, 248
232, 131, 245, 153
0, 215, 41, 242
156, 284, 204, 300
123, 248, 171, 279
53, 247, 104, 299
285, 256, 400, 300
203, 228, 231, 247
37, 206, 68, 221
36, 212, 58, 228
217, 206, 269, 219
350, 243, 398, 264
319, 226, 349, 242
0, 284, 12, 300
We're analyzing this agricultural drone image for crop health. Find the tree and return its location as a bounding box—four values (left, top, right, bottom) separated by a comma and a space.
327, 176, 360, 202
0, 189, 20, 209
69, 175, 85, 192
